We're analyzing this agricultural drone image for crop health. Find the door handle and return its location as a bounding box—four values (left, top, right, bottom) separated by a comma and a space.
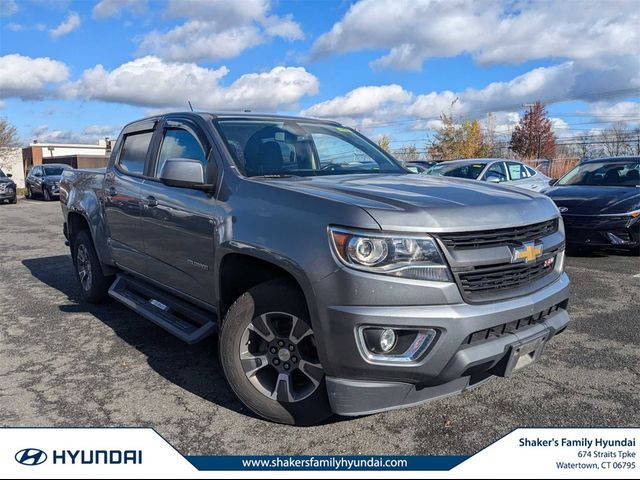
144, 196, 158, 207
107, 187, 117, 197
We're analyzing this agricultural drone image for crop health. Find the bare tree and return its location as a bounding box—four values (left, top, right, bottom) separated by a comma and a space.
394, 144, 419, 162
377, 134, 391, 153
600, 122, 631, 157
0, 118, 20, 150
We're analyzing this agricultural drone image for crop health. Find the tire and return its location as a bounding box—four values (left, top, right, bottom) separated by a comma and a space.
9, 196, 17, 204
219, 279, 332, 425
26, 185, 32, 199
73, 230, 114, 303
43, 187, 51, 201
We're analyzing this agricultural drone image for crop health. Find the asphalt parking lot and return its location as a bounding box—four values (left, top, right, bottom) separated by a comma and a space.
1, 199, 639, 456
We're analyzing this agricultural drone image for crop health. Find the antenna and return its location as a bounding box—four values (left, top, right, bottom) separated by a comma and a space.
188, 100, 194, 112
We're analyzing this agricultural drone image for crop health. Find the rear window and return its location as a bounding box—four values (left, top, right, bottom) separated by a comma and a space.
118, 131, 153, 175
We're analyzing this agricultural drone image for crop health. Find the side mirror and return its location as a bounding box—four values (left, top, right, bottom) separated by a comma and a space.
406, 166, 420, 174
486, 175, 502, 183
159, 158, 213, 192
35, 171, 43, 177
6, 173, 12, 178
548, 178, 558, 186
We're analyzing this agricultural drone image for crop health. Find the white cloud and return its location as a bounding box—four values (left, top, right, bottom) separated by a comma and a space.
31, 124, 119, 144
92, 0, 147, 19
311, 0, 639, 70
0, 0, 18, 17
62, 56, 318, 111
50, 11, 81, 38
137, 0, 303, 62
6, 21, 22, 31
0, 54, 70, 100
588, 101, 640, 124
301, 58, 640, 131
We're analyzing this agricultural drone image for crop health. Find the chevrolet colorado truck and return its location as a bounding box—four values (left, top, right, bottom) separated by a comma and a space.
60, 112, 570, 425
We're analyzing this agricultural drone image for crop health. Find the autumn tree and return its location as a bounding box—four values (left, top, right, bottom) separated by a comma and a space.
377, 134, 391, 152
429, 114, 489, 160
510, 102, 556, 159
394, 144, 419, 162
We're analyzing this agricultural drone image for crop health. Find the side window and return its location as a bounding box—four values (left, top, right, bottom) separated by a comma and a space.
525, 166, 537, 177
485, 162, 507, 182
507, 162, 530, 180
311, 133, 376, 167
155, 128, 207, 177
118, 131, 153, 175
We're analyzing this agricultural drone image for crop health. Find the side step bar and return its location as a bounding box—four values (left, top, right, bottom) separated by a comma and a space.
108, 274, 217, 344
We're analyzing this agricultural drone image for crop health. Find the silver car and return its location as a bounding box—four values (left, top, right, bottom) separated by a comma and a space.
427, 158, 552, 192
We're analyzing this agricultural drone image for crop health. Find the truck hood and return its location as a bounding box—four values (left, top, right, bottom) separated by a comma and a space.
0, 177, 14, 185
261, 174, 559, 231
545, 185, 640, 215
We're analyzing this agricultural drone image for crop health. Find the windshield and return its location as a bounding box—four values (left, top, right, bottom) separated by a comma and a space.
427, 162, 486, 179
557, 160, 640, 187
0, 168, 6, 177
214, 119, 404, 177
43, 166, 69, 176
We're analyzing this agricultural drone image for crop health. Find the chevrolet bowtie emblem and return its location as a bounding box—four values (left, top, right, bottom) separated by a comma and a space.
511, 241, 543, 263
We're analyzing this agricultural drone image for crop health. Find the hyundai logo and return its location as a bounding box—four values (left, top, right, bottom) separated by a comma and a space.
15, 448, 47, 466
558, 206, 568, 213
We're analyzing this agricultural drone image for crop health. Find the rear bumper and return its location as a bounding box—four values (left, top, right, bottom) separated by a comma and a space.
317, 273, 570, 416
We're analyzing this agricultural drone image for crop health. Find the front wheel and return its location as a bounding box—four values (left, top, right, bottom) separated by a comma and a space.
26, 185, 32, 199
219, 279, 332, 425
43, 187, 51, 201
73, 230, 113, 303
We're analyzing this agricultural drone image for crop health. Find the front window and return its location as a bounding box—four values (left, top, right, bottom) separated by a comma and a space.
428, 162, 486, 180
557, 160, 640, 187
43, 165, 70, 176
214, 119, 403, 177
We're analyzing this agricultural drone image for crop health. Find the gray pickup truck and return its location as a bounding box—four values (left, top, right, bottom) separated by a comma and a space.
60, 112, 570, 425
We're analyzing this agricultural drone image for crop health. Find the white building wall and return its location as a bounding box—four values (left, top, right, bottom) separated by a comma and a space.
0, 147, 25, 188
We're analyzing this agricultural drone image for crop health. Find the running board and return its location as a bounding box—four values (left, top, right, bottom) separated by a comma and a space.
108, 274, 217, 344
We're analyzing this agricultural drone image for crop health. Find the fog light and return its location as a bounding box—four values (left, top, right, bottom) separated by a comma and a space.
379, 328, 397, 352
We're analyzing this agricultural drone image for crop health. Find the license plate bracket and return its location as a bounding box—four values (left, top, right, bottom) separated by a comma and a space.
503, 334, 549, 377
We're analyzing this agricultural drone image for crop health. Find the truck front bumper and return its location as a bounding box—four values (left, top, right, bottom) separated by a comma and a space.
316, 273, 570, 416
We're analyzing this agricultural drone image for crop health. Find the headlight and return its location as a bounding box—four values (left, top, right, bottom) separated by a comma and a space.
329, 227, 452, 282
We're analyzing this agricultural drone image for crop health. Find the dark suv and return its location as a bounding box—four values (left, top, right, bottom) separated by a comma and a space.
26, 164, 71, 201
0, 168, 17, 204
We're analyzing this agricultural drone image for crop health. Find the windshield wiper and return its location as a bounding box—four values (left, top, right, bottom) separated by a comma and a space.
252, 173, 300, 179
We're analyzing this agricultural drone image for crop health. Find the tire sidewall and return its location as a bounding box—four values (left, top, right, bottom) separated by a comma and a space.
219, 280, 332, 426
73, 230, 111, 303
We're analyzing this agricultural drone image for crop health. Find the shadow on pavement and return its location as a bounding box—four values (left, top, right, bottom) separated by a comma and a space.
21, 254, 258, 420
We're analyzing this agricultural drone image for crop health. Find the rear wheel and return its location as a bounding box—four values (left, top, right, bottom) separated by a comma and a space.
219, 279, 332, 425
73, 230, 113, 303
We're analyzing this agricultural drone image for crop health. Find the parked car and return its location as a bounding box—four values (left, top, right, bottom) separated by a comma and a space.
404, 160, 438, 174
25, 164, 71, 200
60, 112, 569, 425
545, 156, 640, 253
0, 168, 17, 204
427, 159, 552, 192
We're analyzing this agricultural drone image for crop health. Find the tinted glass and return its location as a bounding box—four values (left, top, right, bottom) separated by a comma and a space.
429, 162, 486, 179
119, 131, 153, 175
215, 120, 402, 177
43, 166, 69, 176
557, 161, 640, 187
525, 166, 537, 177
156, 128, 206, 177
485, 162, 507, 182
507, 162, 529, 180
0, 168, 6, 177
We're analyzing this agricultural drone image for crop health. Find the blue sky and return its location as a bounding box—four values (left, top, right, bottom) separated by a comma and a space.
0, 0, 638, 148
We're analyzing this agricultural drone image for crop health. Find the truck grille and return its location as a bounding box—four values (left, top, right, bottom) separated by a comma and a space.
437, 219, 558, 249
455, 254, 557, 300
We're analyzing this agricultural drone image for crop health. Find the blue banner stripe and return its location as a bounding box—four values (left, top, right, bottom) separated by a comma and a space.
185, 455, 470, 471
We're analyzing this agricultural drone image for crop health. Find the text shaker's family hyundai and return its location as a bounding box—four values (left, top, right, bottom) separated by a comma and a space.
59, 112, 570, 425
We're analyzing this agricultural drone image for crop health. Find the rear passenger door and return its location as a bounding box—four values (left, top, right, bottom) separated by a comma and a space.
104, 122, 156, 273
138, 118, 217, 305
